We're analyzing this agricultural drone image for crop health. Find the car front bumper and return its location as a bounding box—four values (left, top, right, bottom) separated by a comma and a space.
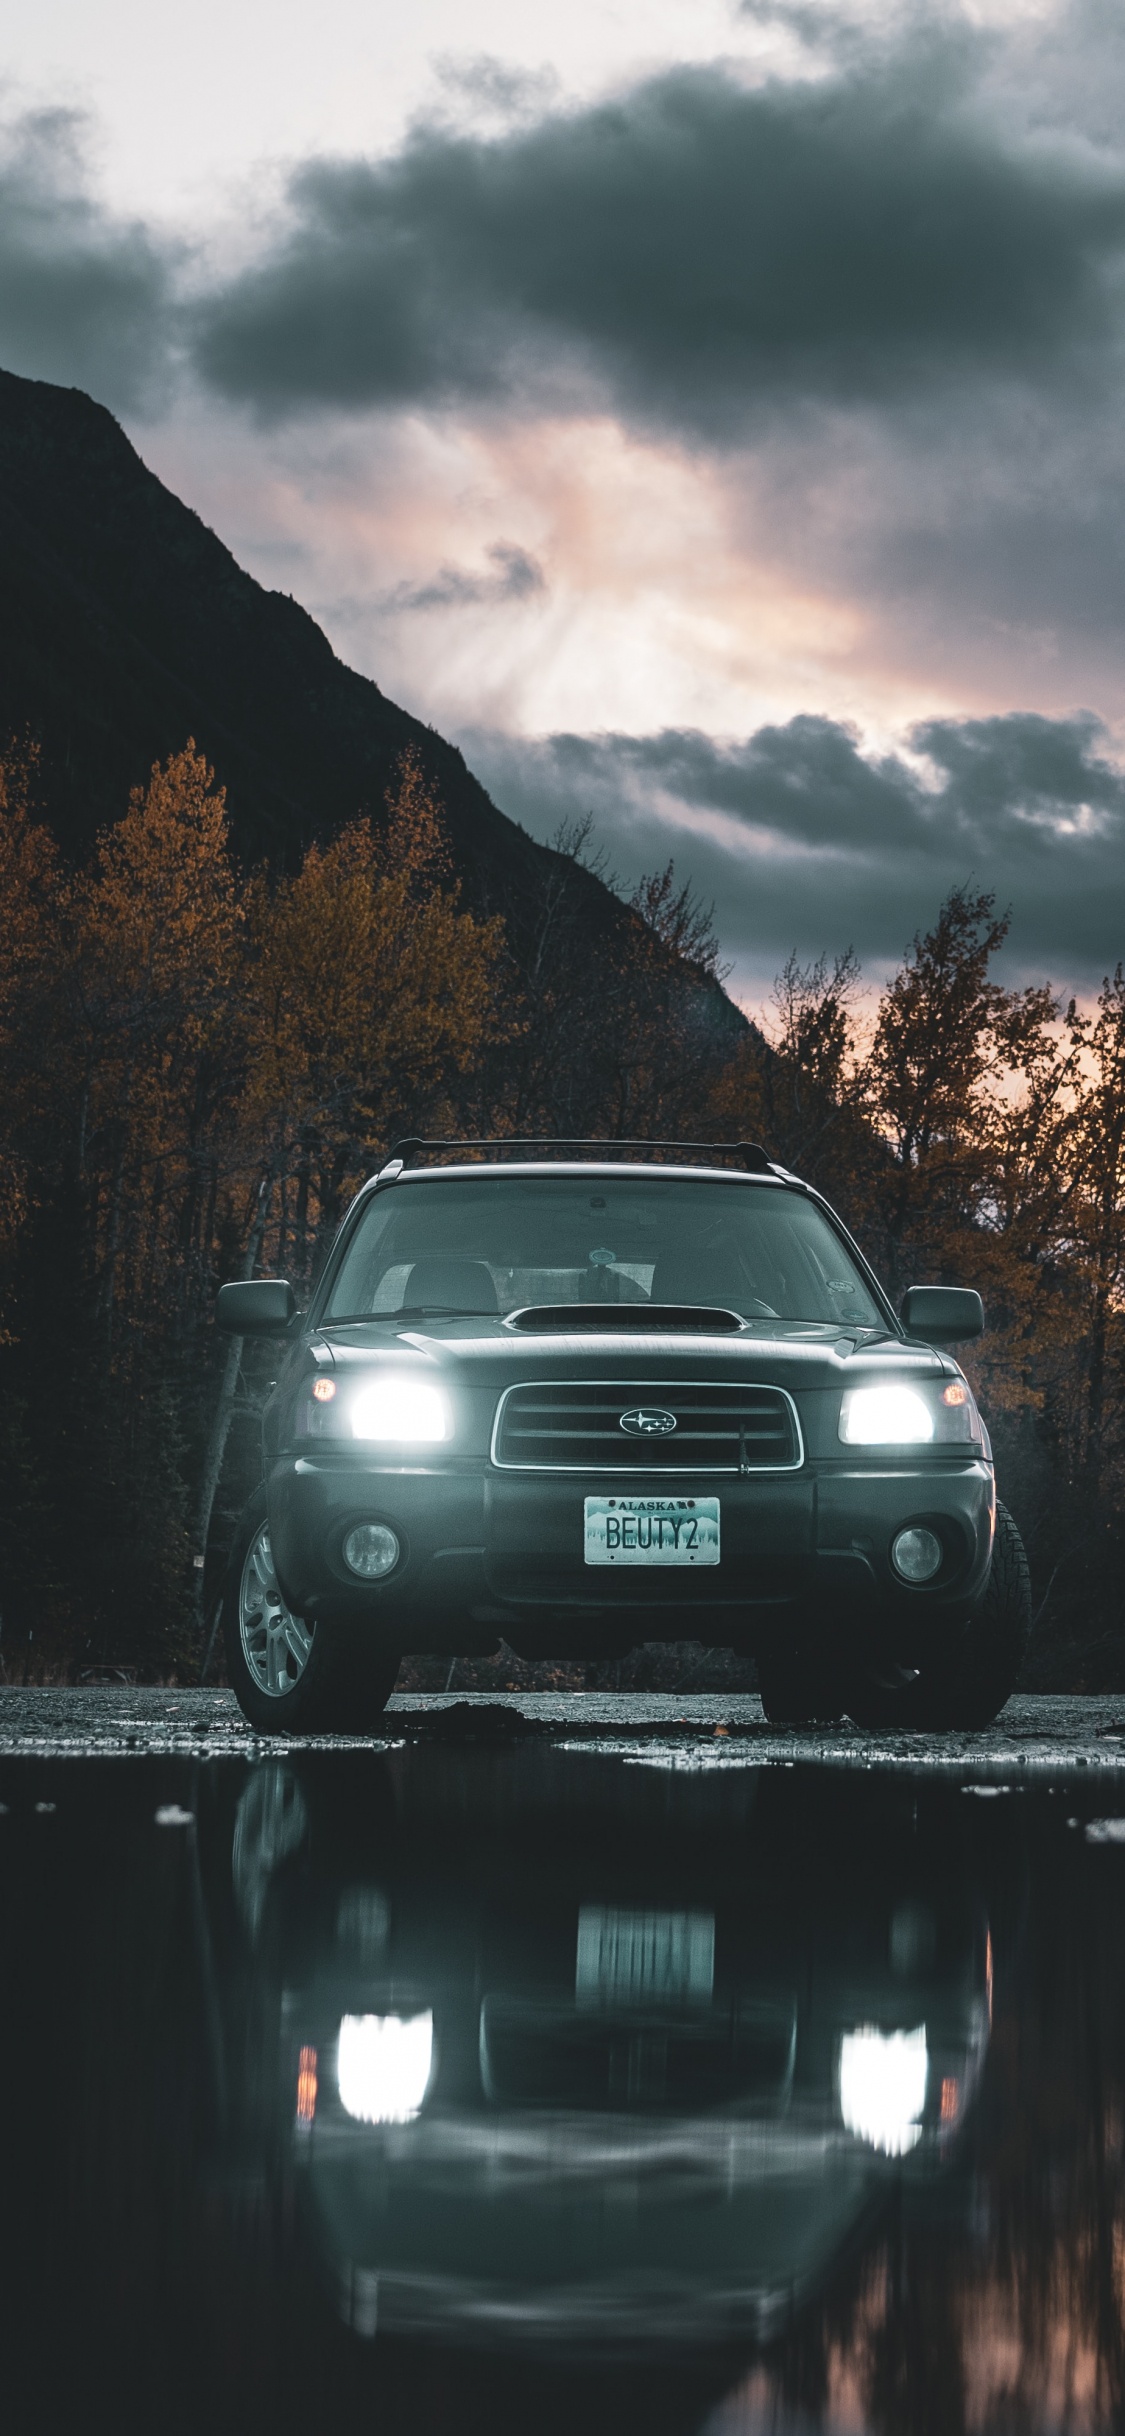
267, 1453, 996, 1658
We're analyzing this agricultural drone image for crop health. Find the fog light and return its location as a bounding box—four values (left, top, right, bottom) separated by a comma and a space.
891, 1525, 943, 1583
343, 1523, 400, 1580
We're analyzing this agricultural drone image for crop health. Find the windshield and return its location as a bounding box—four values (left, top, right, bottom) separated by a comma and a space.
322, 1174, 884, 1328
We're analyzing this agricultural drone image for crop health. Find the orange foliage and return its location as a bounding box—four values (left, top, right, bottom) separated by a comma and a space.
3, 734, 1125, 1671
237, 786, 505, 1258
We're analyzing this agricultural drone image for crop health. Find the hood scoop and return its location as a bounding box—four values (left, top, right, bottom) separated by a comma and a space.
506, 1303, 744, 1334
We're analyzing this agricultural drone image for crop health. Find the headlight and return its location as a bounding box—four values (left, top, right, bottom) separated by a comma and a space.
337, 2011, 434, 2124
839, 1379, 981, 1446
841, 1384, 934, 1444
839, 2024, 928, 2155
350, 1377, 448, 1442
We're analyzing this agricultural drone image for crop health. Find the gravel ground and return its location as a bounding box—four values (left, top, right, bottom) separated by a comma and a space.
0, 1687, 1124, 1774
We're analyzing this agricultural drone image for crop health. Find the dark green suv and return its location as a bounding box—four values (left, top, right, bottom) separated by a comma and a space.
216, 1141, 1030, 1733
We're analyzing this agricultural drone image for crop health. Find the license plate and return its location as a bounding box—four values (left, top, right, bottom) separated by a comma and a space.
576, 1906, 715, 2007
583, 1494, 720, 1566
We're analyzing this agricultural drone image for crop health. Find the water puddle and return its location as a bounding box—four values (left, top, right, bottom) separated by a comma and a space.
1, 1744, 1122, 2432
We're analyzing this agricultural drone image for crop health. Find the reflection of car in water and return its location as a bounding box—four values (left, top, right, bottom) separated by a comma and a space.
206, 1748, 993, 2356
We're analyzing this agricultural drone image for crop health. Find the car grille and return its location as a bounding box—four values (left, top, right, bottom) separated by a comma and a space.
479, 1995, 797, 2114
492, 1381, 801, 1471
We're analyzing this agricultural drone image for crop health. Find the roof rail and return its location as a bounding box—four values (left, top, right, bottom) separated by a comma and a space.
380, 1136, 776, 1176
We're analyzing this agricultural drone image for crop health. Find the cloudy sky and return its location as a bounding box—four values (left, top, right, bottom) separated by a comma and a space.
6, 0, 1125, 1005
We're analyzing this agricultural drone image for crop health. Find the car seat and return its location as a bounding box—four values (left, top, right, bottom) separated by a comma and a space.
401, 1257, 499, 1314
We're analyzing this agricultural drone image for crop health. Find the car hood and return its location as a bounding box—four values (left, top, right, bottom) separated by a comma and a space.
303, 2106, 878, 2352
311, 1317, 947, 1392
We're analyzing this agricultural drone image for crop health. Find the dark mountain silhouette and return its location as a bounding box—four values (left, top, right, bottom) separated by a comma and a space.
0, 367, 750, 1059
0, 366, 537, 885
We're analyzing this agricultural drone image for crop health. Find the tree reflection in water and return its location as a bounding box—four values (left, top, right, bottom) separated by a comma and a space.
708, 1793, 1125, 2436
1, 1746, 1124, 2435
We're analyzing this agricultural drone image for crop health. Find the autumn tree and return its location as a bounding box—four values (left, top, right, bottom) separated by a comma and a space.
0, 746, 69, 1659
188, 755, 508, 1617
0, 743, 65, 1324
607, 862, 741, 1138
236, 753, 505, 1279
865, 888, 1064, 1288
1060, 971, 1125, 1483
70, 740, 243, 1341
709, 949, 876, 1215
483, 825, 742, 1142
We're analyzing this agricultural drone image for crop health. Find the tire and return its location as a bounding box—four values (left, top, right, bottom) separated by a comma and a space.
221, 1488, 403, 1735
939, 1500, 1033, 1728
843, 1503, 1031, 1732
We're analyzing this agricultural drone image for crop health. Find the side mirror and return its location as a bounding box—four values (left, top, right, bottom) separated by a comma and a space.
216, 1279, 299, 1335
901, 1285, 984, 1344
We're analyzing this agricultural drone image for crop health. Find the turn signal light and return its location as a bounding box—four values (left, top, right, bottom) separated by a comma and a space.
296, 2044, 318, 2125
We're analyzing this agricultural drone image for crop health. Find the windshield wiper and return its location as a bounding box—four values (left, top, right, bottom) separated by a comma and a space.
379, 1303, 493, 1323
326, 1304, 495, 1326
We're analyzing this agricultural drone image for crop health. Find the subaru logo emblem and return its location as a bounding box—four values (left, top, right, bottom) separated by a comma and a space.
619, 1406, 678, 1436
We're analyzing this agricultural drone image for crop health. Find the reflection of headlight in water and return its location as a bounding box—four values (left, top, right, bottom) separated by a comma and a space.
337, 2012, 434, 2124
839, 2025, 928, 2156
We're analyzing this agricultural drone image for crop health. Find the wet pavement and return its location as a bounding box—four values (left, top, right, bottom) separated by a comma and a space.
4, 1698, 1125, 2433
3, 1687, 1125, 1773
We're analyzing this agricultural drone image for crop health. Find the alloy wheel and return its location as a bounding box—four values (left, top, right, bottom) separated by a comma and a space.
238, 1523, 314, 1697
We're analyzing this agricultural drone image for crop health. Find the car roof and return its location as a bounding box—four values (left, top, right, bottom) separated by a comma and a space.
364, 1159, 807, 1189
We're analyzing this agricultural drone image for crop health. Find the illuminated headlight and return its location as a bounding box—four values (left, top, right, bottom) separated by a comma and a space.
840, 1378, 982, 1446
337, 2011, 434, 2123
350, 1377, 448, 1442
839, 2025, 928, 2156
840, 1384, 935, 1444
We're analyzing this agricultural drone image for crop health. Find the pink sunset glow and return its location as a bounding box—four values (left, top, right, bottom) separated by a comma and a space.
6, 0, 1125, 1003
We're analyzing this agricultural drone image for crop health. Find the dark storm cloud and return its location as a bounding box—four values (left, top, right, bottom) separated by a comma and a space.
0, 111, 173, 408
191, 43, 1125, 428
383, 541, 545, 614
462, 712, 1125, 983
